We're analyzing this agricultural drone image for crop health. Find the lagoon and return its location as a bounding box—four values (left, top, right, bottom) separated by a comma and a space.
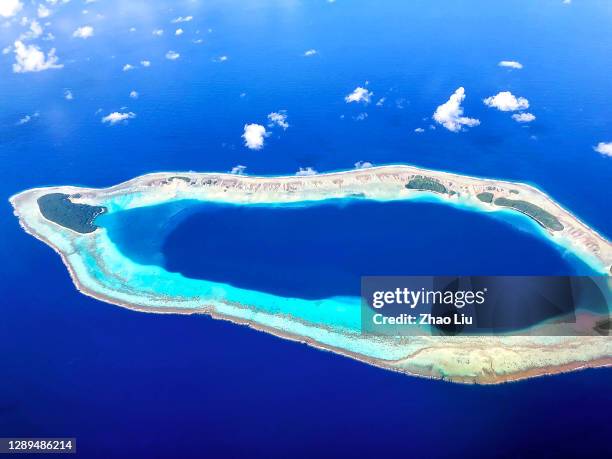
98, 198, 595, 301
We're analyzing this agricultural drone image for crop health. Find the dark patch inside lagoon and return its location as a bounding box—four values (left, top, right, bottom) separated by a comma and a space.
38, 193, 106, 234
97, 199, 594, 300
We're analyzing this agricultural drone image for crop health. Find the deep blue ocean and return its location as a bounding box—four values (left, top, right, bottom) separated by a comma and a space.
1, 0, 611, 457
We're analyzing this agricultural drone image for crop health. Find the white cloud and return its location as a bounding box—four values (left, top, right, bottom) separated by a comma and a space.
31, 20, 43, 37
414, 127, 425, 133
152, 29, 164, 36
140, 60, 151, 67
101, 111, 135, 125
593, 142, 612, 157
214, 55, 228, 62
433, 87, 480, 132
64, 89, 73, 100
73, 25, 94, 39
375, 97, 386, 107
267, 111, 289, 129
304, 49, 317, 57
13, 40, 62, 73
122, 63, 135, 71
175, 28, 183, 36
296, 167, 317, 176
354, 161, 373, 169
129, 90, 138, 99
345, 86, 373, 104
17, 111, 39, 125
37, 4, 51, 18
512, 112, 536, 123
20, 19, 43, 40
230, 165, 247, 175
483, 91, 529, 111
563, 0, 571, 4
172, 16, 193, 23
498, 60, 523, 69
242, 123, 267, 150
165, 50, 180, 60
0, 0, 22, 18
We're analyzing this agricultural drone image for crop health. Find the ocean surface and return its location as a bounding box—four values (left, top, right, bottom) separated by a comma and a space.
1, 0, 611, 457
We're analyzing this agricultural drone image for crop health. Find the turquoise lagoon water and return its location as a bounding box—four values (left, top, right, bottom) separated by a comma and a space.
95, 197, 598, 335
98, 199, 597, 294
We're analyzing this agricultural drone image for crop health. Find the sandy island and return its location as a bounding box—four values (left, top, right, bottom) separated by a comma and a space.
10, 165, 612, 384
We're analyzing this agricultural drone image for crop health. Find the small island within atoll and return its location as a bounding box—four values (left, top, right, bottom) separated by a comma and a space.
11, 165, 612, 384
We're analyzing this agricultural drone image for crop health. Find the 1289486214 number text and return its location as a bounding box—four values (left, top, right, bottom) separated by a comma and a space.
0, 438, 76, 454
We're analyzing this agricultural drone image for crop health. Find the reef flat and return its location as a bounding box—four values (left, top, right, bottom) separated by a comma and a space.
10, 165, 612, 383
